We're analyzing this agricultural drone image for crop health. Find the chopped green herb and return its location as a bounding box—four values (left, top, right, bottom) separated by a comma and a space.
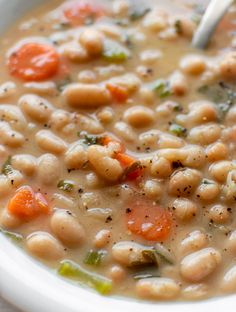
198, 81, 236, 119
79, 134, 104, 146
57, 180, 74, 192
142, 250, 158, 265
0, 228, 23, 243
173, 103, 183, 112
114, 18, 129, 27
52, 22, 71, 30
56, 76, 72, 92
169, 124, 187, 137
202, 179, 214, 185
130, 249, 158, 267
129, 7, 150, 21
152, 79, 172, 98
58, 260, 112, 295
154, 243, 174, 265
2, 156, 13, 176
103, 39, 130, 62
174, 20, 182, 34
84, 250, 106, 266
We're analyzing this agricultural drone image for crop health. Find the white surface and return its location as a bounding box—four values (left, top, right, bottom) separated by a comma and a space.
0, 1, 236, 312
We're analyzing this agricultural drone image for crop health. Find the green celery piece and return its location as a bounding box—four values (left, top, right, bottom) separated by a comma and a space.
103, 39, 129, 62
152, 79, 172, 98
2, 156, 13, 175
58, 260, 112, 295
154, 243, 174, 265
129, 7, 150, 21
84, 250, 105, 266
133, 273, 160, 280
169, 124, 187, 137
0, 228, 23, 243
57, 180, 74, 192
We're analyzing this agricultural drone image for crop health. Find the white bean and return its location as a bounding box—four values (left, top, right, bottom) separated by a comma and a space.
49, 110, 71, 131
0, 122, 24, 148
114, 121, 137, 142
94, 229, 111, 248
75, 113, 104, 134
12, 154, 37, 176
24, 81, 57, 96
65, 142, 88, 169
18, 94, 54, 123
221, 265, 236, 292
112, 241, 154, 267
0, 175, 12, 197
63, 83, 111, 108
37, 154, 60, 185
226, 230, 236, 254
26, 232, 65, 261
35, 130, 67, 154
124, 106, 155, 128
80, 29, 104, 56
0, 105, 26, 131
50, 209, 85, 248
180, 248, 221, 282
171, 198, 197, 221
188, 124, 221, 145
88, 145, 123, 182
180, 55, 206, 75
168, 168, 201, 196
182, 283, 209, 300
0, 209, 21, 229
180, 230, 208, 256
0, 81, 16, 99
136, 277, 180, 300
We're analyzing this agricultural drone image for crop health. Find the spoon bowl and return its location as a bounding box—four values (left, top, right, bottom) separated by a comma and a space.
192, 0, 234, 49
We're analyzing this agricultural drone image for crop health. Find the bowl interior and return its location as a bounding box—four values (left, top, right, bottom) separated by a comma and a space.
0, 1, 235, 311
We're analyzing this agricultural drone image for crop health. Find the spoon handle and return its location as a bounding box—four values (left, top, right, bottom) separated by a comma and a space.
192, 0, 234, 49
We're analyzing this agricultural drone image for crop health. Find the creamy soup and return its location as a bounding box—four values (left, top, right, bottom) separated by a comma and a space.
0, 0, 236, 301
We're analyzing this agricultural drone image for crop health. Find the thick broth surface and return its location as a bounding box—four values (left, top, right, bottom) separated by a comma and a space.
0, 0, 236, 301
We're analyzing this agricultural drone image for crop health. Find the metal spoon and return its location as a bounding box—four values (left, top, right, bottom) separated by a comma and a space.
192, 0, 234, 49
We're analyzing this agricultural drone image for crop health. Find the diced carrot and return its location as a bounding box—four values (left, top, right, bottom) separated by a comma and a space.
116, 153, 143, 180
217, 16, 235, 32
63, 0, 105, 26
126, 199, 173, 241
116, 153, 135, 167
102, 136, 125, 153
8, 43, 60, 81
7, 186, 50, 220
106, 83, 129, 103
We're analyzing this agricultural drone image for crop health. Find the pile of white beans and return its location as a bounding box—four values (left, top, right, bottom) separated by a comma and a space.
0, 0, 235, 301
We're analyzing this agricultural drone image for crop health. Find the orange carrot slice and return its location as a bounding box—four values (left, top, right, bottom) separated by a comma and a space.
126, 200, 173, 241
102, 136, 125, 153
63, 0, 105, 26
106, 83, 129, 103
116, 153, 143, 180
8, 43, 60, 81
8, 186, 50, 220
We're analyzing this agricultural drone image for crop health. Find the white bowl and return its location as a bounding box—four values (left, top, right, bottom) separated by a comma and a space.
0, 1, 235, 311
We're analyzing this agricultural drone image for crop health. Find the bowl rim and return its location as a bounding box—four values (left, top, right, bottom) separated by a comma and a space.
0, 0, 235, 311
0, 234, 235, 312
